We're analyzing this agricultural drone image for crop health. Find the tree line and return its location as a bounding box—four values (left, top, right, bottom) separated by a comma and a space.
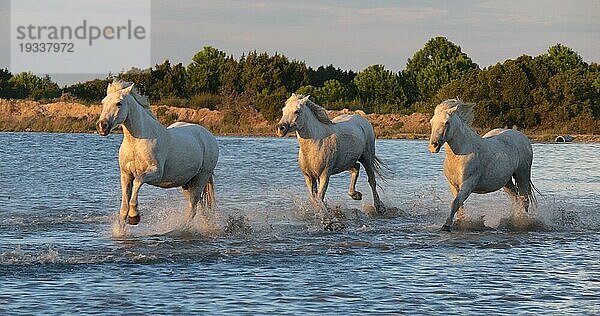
1, 36, 598, 133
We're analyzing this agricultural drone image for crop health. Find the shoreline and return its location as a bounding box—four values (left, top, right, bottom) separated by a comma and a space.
1, 99, 598, 143
3, 130, 599, 144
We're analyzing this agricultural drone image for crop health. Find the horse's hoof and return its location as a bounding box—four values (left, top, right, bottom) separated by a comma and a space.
441, 224, 452, 232
128, 215, 140, 225
350, 191, 362, 200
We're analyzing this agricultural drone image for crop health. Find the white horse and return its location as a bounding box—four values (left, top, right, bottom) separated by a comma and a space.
276, 93, 387, 215
97, 80, 219, 225
428, 99, 538, 231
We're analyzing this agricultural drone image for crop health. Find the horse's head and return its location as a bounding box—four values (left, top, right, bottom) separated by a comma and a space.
276, 93, 310, 137
97, 80, 135, 136
428, 99, 475, 153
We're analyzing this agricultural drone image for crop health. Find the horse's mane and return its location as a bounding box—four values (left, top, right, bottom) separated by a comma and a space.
438, 99, 475, 126
108, 79, 151, 110
295, 94, 333, 125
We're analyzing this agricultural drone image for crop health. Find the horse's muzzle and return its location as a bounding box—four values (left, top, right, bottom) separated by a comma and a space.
276, 123, 289, 137
97, 120, 112, 136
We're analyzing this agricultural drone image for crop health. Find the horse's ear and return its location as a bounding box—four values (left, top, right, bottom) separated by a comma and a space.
106, 83, 112, 93
122, 83, 134, 95
291, 92, 296, 97
301, 95, 310, 104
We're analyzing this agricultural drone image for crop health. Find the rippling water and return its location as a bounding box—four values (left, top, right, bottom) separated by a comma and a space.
1, 132, 599, 314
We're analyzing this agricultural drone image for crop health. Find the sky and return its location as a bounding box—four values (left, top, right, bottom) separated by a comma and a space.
1, 0, 599, 85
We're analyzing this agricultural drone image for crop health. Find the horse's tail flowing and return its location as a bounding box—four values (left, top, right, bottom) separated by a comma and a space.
528, 180, 540, 208
373, 155, 393, 182
202, 174, 216, 209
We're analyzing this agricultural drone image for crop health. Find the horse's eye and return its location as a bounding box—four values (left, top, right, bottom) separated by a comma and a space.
294, 110, 300, 114
444, 121, 449, 126
116, 102, 122, 107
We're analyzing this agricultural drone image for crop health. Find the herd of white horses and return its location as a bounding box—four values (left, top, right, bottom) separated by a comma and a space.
97, 80, 538, 232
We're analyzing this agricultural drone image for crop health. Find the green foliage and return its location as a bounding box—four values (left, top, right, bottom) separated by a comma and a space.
435, 44, 599, 133
188, 46, 228, 94
404, 36, 478, 103
62, 78, 111, 103
255, 87, 288, 122
0, 69, 13, 98
9, 72, 60, 100
308, 65, 356, 87
543, 44, 587, 75
354, 65, 406, 113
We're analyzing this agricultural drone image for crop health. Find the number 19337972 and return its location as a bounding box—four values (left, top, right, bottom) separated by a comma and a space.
18, 42, 75, 53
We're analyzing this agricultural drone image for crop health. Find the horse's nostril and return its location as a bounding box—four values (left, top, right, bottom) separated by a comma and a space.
278, 125, 285, 132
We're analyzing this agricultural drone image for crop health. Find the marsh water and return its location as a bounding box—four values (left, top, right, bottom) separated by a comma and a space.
0, 132, 599, 314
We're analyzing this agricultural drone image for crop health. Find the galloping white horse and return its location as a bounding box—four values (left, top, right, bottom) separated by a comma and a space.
276, 93, 387, 215
97, 80, 219, 225
428, 99, 538, 231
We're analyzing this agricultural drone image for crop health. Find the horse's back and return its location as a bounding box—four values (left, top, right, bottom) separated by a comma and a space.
484, 129, 531, 151
167, 121, 219, 168
332, 114, 374, 140
483, 128, 533, 167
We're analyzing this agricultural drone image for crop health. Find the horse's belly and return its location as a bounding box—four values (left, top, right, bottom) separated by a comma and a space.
149, 180, 183, 189
473, 175, 511, 194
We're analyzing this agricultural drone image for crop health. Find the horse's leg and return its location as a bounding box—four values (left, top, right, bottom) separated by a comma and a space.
449, 184, 466, 222
513, 171, 531, 213
362, 160, 385, 215
128, 177, 144, 225
119, 172, 133, 224
195, 172, 213, 218
347, 163, 362, 200
443, 180, 475, 231
303, 174, 318, 206
316, 172, 330, 207
503, 178, 521, 215
182, 174, 201, 222
128, 166, 162, 225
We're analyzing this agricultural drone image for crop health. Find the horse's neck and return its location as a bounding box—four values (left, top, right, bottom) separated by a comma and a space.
445, 120, 482, 156
296, 110, 333, 142
122, 101, 166, 141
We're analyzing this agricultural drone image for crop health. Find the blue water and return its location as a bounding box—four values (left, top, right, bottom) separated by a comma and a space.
1, 133, 599, 314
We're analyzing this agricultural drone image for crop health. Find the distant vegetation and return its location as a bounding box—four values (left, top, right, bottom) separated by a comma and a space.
1, 36, 599, 133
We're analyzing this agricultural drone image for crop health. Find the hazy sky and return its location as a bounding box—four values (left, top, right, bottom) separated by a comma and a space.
1, 0, 599, 84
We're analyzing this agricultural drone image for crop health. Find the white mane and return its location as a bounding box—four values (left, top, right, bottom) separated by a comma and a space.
437, 99, 475, 126
108, 79, 151, 110
293, 94, 333, 125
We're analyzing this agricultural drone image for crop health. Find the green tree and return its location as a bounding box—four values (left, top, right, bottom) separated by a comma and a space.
63, 78, 111, 103
0, 69, 12, 98
542, 44, 587, 75
219, 56, 241, 92
308, 65, 356, 87
354, 64, 406, 113
317, 79, 347, 104
188, 46, 228, 94
404, 36, 478, 102
9, 72, 60, 100
255, 87, 288, 122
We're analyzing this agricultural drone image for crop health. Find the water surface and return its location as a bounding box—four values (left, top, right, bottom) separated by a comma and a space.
0, 133, 599, 314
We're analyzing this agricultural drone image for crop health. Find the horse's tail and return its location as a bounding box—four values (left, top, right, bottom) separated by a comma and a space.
202, 174, 216, 209
528, 180, 541, 208
373, 155, 393, 182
